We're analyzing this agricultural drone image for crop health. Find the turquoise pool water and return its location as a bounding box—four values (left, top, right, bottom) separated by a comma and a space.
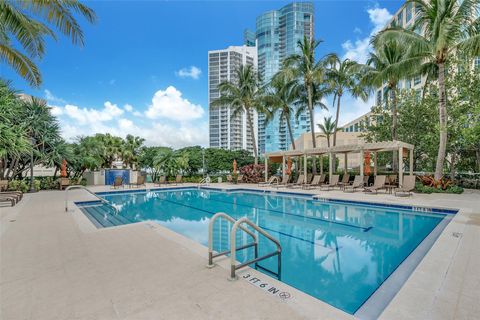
76, 188, 448, 314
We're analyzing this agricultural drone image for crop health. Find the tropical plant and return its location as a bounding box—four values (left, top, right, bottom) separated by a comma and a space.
323, 53, 369, 146
373, 0, 480, 179
263, 72, 300, 149
210, 64, 265, 164
316, 116, 340, 148
122, 134, 145, 169
283, 35, 325, 172
0, 0, 97, 87
362, 40, 416, 170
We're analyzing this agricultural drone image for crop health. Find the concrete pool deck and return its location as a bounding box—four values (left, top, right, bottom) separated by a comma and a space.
1, 183, 479, 319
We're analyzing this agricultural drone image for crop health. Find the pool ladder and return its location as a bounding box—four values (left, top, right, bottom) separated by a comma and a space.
207, 212, 282, 280
65, 185, 119, 214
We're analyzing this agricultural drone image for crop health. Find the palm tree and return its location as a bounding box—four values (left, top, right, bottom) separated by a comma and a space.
316, 116, 340, 148
0, 0, 97, 87
263, 72, 300, 150
323, 53, 369, 146
122, 135, 145, 169
210, 65, 264, 164
373, 0, 480, 180
283, 35, 324, 172
362, 40, 416, 170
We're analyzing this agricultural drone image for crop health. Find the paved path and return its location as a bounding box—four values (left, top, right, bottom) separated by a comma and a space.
1, 184, 479, 320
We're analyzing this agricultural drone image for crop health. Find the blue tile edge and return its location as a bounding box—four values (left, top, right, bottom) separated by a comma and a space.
87, 185, 459, 215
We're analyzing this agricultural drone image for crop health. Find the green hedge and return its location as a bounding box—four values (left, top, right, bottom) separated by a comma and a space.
7, 177, 86, 192
414, 182, 464, 194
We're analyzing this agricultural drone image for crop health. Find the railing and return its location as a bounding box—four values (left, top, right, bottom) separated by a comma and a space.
207, 212, 282, 281
207, 212, 257, 268
197, 176, 211, 188
65, 185, 118, 214
230, 217, 281, 280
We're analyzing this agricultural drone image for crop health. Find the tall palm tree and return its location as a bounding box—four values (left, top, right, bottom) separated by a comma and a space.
283, 35, 324, 172
211, 65, 264, 164
323, 53, 369, 146
373, 0, 480, 179
362, 40, 417, 170
263, 72, 300, 150
0, 0, 97, 87
316, 116, 340, 148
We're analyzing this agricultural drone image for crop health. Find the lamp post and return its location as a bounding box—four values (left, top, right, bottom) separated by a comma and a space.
29, 137, 36, 193
202, 148, 205, 178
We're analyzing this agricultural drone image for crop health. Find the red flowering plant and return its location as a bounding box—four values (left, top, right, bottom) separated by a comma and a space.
239, 164, 266, 183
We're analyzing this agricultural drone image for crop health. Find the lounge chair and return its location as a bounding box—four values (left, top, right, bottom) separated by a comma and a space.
273, 174, 290, 188
171, 175, 183, 185
129, 175, 146, 188
286, 174, 305, 188
363, 175, 370, 186
337, 174, 350, 190
154, 175, 167, 186
395, 175, 416, 197
0, 195, 16, 206
320, 175, 340, 191
343, 175, 364, 192
111, 176, 123, 189
58, 177, 70, 190
258, 176, 279, 187
1, 191, 22, 201
226, 175, 233, 183
364, 175, 387, 194
236, 174, 244, 183
387, 174, 398, 186
302, 174, 325, 189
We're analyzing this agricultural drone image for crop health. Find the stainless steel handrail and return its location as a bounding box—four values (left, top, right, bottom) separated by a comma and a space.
65, 185, 118, 214
207, 212, 257, 268
230, 217, 282, 280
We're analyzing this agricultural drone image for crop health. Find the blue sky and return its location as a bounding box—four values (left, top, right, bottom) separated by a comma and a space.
1, 1, 402, 147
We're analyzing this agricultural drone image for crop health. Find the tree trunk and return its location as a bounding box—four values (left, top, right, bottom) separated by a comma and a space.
306, 83, 317, 174
391, 86, 398, 172
333, 93, 342, 146
450, 153, 456, 182
285, 114, 296, 150
435, 62, 448, 180
476, 149, 480, 173
246, 108, 258, 165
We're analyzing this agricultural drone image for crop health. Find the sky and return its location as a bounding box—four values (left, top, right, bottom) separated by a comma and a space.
1, 0, 402, 148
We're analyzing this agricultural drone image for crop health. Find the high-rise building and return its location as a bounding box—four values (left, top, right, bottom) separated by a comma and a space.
208, 45, 258, 152
254, 2, 314, 154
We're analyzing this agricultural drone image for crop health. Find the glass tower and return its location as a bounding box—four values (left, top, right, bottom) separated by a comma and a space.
256, 2, 314, 154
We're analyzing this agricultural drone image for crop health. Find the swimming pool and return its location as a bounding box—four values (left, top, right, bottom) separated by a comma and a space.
76, 187, 454, 316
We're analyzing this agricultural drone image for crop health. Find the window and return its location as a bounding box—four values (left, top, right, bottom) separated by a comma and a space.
406, 3, 413, 22
475, 57, 480, 69
414, 75, 421, 86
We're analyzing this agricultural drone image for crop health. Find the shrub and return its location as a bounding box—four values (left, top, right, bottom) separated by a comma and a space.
415, 182, 464, 194
239, 164, 265, 183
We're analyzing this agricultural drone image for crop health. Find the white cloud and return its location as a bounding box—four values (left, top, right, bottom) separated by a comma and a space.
145, 86, 204, 121
341, 7, 392, 63
60, 101, 124, 125
44, 89, 66, 104
47, 87, 208, 148
176, 66, 202, 79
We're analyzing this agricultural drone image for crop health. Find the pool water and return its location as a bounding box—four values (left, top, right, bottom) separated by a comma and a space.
76, 188, 447, 314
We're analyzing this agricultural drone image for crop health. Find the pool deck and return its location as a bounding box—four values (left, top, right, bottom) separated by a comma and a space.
1, 183, 479, 320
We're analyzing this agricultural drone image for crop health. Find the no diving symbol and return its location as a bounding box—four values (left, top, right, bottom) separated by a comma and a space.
278, 292, 291, 299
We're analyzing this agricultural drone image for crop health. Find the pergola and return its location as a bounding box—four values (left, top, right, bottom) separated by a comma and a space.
264, 140, 415, 186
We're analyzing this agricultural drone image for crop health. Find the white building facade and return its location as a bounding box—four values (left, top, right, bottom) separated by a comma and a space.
208, 45, 258, 153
